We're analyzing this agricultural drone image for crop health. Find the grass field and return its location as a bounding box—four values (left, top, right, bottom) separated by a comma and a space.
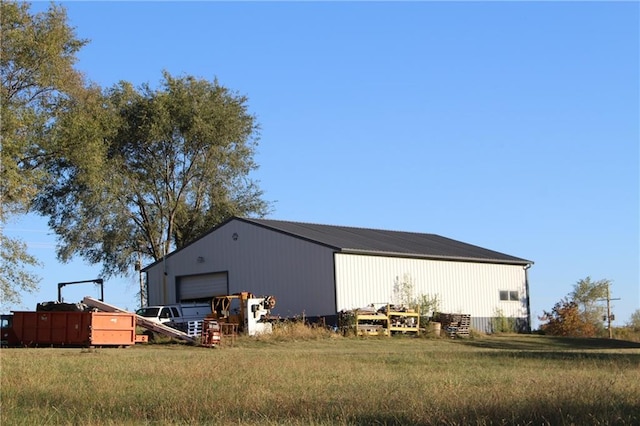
1, 333, 639, 425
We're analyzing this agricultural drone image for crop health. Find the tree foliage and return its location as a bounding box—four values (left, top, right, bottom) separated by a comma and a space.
570, 276, 609, 325
1, 1, 269, 302
539, 298, 598, 337
0, 233, 41, 308
539, 277, 609, 337
1, 1, 87, 216
392, 274, 440, 325
627, 309, 640, 331
35, 72, 270, 277
1, 1, 86, 304
491, 308, 517, 333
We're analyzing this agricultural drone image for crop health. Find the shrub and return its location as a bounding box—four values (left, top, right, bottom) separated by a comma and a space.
539, 298, 599, 337
490, 308, 517, 333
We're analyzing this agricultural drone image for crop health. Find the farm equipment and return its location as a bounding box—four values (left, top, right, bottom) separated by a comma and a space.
209, 292, 276, 336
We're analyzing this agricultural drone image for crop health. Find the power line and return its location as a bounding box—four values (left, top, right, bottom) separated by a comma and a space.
597, 282, 621, 339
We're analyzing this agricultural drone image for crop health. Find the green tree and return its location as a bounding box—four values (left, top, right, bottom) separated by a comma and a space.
391, 274, 440, 325
0, 234, 40, 307
1, 1, 87, 304
539, 276, 610, 337
35, 72, 270, 277
627, 309, 640, 331
392, 273, 415, 307
1, 1, 87, 215
570, 276, 609, 326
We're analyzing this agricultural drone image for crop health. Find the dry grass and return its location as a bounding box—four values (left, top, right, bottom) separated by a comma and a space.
1, 333, 639, 425
256, 320, 339, 341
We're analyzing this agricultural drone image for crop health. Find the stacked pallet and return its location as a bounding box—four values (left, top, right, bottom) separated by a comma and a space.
435, 313, 471, 338
186, 320, 203, 337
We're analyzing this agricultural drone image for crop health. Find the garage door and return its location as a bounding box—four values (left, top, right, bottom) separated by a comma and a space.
178, 272, 228, 301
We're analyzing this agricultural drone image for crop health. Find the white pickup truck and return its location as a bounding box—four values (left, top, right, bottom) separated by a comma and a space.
136, 303, 212, 336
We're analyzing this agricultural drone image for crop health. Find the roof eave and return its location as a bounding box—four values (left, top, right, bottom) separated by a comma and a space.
340, 248, 534, 266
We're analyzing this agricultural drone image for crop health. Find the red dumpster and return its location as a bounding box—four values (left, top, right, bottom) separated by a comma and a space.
11, 311, 138, 347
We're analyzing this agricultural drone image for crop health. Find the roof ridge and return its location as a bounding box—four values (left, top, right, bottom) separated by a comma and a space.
247, 217, 439, 237
244, 217, 531, 265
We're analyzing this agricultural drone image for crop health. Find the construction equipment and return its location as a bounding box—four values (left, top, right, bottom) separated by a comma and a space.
209, 292, 276, 336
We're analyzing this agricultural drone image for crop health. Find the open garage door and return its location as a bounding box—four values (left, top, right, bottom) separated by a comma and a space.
178, 272, 228, 302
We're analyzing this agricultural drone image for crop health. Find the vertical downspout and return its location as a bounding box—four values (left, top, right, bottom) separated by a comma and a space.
143, 271, 149, 307
163, 254, 168, 303
332, 252, 339, 326
524, 263, 532, 333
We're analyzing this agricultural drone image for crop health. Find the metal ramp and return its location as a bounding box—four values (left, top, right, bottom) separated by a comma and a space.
82, 296, 197, 344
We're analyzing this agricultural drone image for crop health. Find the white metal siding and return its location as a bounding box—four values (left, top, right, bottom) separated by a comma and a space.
334, 253, 527, 332
145, 266, 167, 306
177, 272, 228, 301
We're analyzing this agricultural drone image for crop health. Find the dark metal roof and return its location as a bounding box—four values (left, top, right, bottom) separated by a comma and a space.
240, 218, 532, 265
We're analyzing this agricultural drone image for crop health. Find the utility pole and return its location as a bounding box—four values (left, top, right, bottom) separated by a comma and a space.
598, 283, 621, 339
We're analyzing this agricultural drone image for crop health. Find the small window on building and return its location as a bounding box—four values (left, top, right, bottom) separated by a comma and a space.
500, 290, 519, 301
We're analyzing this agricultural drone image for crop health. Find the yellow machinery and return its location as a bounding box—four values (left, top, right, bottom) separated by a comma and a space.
209, 292, 276, 336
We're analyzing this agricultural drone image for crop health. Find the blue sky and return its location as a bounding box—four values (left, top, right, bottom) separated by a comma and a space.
5, 1, 639, 327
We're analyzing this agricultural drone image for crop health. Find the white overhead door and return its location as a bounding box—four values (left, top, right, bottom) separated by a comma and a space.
178, 272, 228, 301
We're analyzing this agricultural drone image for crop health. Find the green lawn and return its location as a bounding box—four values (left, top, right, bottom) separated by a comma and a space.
1, 334, 639, 425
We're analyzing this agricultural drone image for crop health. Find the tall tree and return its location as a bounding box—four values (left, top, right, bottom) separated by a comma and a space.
570, 276, 609, 330
539, 276, 609, 337
0, 1, 87, 305
626, 309, 640, 331
35, 72, 270, 277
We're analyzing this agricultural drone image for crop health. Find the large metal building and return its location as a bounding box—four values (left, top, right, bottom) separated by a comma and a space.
143, 217, 533, 332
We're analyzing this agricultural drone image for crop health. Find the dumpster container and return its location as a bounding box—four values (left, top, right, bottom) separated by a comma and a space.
1, 314, 19, 347
11, 311, 137, 347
